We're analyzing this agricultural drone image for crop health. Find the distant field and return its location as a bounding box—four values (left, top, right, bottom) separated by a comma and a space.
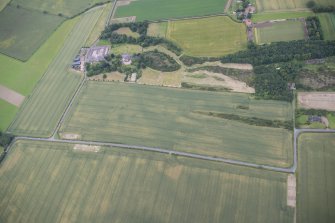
318, 13, 335, 40
255, 20, 306, 44
256, 0, 335, 12
167, 16, 247, 57
0, 140, 294, 223
0, 99, 17, 131
0, 5, 64, 61
115, 0, 227, 21
11, 0, 110, 17
252, 11, 314, 23
0, 0, 10, 11
7, 8, 103, 137
297, 133, 335, 223
60, 82, 293, 167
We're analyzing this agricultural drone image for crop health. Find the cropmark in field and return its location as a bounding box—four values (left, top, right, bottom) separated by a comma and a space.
60, 82, 293, 167
254, 20, 306, 44
297, 133, 335, 223
167, 16, 247, 57
0, 140, 294, 223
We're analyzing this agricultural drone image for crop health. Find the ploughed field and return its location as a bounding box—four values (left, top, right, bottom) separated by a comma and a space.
59, 82, 293, 167
0, 140, 294, 223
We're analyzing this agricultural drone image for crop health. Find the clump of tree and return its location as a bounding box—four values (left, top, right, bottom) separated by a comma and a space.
0, 132, 13, 149
306, 17, 323, 40
235, 0, 252, 20
306, 1, 335, 13
141, 50, 180, 72
100, 22, 182, 55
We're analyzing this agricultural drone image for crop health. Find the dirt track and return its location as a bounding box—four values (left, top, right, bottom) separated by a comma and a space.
0, 85, 25, 107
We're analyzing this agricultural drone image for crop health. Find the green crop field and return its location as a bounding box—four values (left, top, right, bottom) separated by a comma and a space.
318, 13, 335, 40
0, 140, 294, 223
7, 8, 103, 137
167, 16, 247, 57
60, 82, 293, 167
11, 0, 110, 17
256, 0, 335, 12
0, 100, 17, 131
255, 20, 306, 44
0, 5, 65, 61
252, 11, 314, 23
115, 0, 227, 21
297, 133, 335, 223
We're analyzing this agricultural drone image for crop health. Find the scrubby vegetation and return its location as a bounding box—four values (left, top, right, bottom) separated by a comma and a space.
306, 17, 324, 40
141, 50, 180, 72
181, 82, 231, 92
194, 111, 293, 130
0, 131, 13, 149
100, 22, 182, 55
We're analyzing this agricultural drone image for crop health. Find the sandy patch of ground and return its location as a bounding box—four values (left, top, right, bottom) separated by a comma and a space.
73, 144, 100, 153
60, 133, 81, 140
184, 71, 255, 93
191, 61, 253, 70
88, 72, 126, 82
298, 92, 335, 111
287, 174, 296, 208
165, 165, 183, 181
0, 85, 25, 107
137, 68, 183, 87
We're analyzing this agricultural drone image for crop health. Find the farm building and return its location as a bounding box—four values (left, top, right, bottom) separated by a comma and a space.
86, 46, 109, 63
122, 54, 132, 65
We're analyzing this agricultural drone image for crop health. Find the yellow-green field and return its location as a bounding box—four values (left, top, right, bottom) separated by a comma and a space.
318, 13, 335, 40
0, 0, 10, 11
297, 133, 335, 223
256, 0, 335, 12
167, 16, 247, 57
252, 11, 314, 23
60, 82, 293, 167
0, 140, 294, 223
255, 20, 306, 44
7, 8, 103, 137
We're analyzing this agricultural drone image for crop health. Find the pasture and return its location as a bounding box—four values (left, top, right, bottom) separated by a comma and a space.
147, 22, 168, 38
0, 5, 64, 61
7, 8, 103, 137
318, 13, 335, 40
0, 100, 17, 131
115, 0, 227, 21
297, 133, 335, 223
167, 16, 247, 57
255, 20, 306, 44
11, 0, 110, 17
256, 0, 335, 12
0, 140, 294, 223
60, 82, 293, 167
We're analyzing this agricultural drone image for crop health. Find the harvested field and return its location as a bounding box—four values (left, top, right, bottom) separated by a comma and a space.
167, 16, 247, 57
115, 0, 227, 21
114, 27, 140, 37
0, 85, 25, 107
297, 133, 335, 223
298, 92, 335, 111
252, 11, 314, 23
318, 13, 335, 40
256, 0, 335, 12
0, 140, 294, 223
0, 5, 65, 61
7, 8, 103, 137
255, 20, 306, 44
60, 82, 293, 167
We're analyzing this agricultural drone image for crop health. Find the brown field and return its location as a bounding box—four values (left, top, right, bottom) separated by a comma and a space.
0, 84, 25, 107
298, 92, 335, 111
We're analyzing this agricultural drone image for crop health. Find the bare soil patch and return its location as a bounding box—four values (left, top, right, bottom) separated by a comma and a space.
191, 61, 253, 70
298, 92, 335, 111
287, 174, 296, 208
184, 71, 255, 93
0, 84, 25, 107
73, 144, 100, 153
60, 133, 81, 140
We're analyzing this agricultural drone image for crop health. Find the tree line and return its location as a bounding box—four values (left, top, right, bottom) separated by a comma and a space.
306, 17, 323, 40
